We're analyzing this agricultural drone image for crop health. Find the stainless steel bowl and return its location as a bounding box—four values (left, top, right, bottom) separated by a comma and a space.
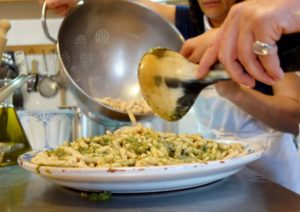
43, 0, 184, 126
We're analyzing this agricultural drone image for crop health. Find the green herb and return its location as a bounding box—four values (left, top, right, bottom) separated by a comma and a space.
35, 164, 43, 174
126, 137, 149, 154
101, 137, 111, 145
201, 144, 208, 152
78, 147, 89, 154
46, 149, 55, 157
80, 191, 112, 202
53, 148, 67, 159
45, 168, 51, 174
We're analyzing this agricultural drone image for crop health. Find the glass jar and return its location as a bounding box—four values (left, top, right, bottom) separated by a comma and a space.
0, 79, 31, 166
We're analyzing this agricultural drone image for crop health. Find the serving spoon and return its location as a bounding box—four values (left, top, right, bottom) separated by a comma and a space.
138, 33, 300, 122
138, 47, 229, 121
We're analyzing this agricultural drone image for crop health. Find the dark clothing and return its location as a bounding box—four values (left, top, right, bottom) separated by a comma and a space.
175, 5, 203, 40
174, 5, 273, 95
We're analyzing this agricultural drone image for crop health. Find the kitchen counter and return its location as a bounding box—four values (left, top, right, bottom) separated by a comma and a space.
1, 165, 300, 212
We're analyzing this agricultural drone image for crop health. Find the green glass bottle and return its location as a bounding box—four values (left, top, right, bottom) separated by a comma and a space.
0, 79, 31, 166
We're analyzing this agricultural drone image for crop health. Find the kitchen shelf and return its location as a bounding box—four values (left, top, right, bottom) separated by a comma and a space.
6, 44, 56, 54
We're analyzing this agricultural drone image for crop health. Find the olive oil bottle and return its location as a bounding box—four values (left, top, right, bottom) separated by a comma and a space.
0, 79, 31, 166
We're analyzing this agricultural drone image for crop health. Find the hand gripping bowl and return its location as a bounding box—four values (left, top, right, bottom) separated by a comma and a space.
42, 0, 184, 126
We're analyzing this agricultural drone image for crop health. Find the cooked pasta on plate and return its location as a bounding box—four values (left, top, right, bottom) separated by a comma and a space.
18, 125, 264, 193
31, 124, 247, 168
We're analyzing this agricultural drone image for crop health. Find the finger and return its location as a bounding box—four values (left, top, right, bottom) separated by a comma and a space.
250, 8, 284, 80
46, 0, 75, 8
222, 58, 256, 87
188, 47, 204, 64
237, 24, 276, 85
188, 54, 199, 64
217, 11, 255, 86
55, 5, 70, 16
197, 44, 219, 79
197, 28, 225, 79
45, 0, 61, 8
257, 45, 284, 81
180, 43, 193, 58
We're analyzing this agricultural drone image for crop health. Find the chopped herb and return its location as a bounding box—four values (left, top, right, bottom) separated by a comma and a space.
78, 147, 89, 154
46, 149, 55, 157
36, 164, 43, 174
53, 148, 67, 159
101, 137, 111, 145
125, 137, 149, 154
201, 144, 207, 152
45, 168, 51, 174
80, 191, 112, 202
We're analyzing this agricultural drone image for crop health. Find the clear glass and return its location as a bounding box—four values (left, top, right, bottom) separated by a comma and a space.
17, 109, 75, 151
0, 79, 31, 166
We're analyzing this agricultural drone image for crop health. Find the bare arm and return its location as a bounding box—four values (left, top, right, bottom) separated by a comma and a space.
138, 0, 176, 24
216, 73, 300, 134
43, 0, 176, 23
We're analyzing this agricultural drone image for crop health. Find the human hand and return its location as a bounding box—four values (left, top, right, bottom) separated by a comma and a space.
214, 80, 240, 100
180, 28, 218, 64
197, 0, 300, 87
40, 0, 77, 16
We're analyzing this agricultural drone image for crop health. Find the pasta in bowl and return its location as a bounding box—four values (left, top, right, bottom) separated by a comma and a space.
18, 125, 264, 193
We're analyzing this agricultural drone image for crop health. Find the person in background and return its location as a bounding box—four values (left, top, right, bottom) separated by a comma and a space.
43, 0, 300, 194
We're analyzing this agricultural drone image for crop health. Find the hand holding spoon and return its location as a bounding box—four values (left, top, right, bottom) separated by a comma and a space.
138, 33, 300, 122
138, 47, 229, 121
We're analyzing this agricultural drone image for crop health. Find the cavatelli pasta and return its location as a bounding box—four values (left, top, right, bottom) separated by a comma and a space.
31, 124, 247, 168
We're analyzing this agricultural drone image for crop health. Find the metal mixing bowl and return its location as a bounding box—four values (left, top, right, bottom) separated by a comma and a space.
43, 0, 184, 126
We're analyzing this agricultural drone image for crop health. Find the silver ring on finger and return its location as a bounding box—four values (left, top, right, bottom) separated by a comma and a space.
252, 40, 275, 56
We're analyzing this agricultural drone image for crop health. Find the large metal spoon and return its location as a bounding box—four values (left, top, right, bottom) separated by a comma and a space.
38, 51, 59, 98
138, 33, 300, 122
138, 47, 229, 121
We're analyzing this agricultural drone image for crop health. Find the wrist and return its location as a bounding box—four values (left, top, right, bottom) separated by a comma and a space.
215, 81, 239, 100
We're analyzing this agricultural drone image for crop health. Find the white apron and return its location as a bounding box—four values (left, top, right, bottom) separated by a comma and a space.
178, 85, 300, 194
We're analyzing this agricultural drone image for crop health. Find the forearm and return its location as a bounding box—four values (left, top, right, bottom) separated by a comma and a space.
226, 87, 300, 134
137, 0, 176, 23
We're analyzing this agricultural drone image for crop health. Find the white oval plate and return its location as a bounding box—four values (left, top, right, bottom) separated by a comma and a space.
18, 140, 263, 193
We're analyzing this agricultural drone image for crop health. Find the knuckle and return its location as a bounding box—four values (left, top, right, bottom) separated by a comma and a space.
230, 4, 242, 16
189, 55, 199, 64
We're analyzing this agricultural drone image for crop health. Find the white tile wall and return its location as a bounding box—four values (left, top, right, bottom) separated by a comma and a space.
7, 19, 62, 45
